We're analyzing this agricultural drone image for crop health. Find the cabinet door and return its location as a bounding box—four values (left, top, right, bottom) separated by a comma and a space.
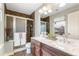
31, 42, 35, 56
42, 49, 52, 56
35, 45, 41, 56
42, 48, 57, 56
31, 40, 41, 56
42, 43, 57, 56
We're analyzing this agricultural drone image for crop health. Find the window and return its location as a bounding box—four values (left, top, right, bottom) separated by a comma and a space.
16, 18, 25, 32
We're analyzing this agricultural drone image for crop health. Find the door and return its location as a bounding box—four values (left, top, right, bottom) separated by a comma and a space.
14, 17, 27, 47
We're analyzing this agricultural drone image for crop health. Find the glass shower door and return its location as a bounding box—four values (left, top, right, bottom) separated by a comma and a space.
14, 17, 26, 47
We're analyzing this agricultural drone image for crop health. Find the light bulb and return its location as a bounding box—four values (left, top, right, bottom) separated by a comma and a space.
59, 3, 66, 7
48, 9, 52, 13
44, 12, 47, 15
39, 9, 43, 13
42, 6, 47, 11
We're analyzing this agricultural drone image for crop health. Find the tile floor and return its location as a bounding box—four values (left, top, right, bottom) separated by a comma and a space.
14, 50, 32, 56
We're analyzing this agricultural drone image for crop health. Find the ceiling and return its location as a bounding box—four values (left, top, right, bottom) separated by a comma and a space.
40, 3, 79, 18
6, 3, 79, 17
6, 3, 43, 15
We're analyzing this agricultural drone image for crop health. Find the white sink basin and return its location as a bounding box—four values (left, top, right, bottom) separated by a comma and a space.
57, 46, 65, 50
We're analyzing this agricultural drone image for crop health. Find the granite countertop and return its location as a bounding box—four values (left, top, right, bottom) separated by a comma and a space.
31, 37, 79, 56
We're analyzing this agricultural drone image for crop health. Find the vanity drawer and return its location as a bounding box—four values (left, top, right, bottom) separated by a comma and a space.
42, 49, 56, 56
42, 43, 71, 56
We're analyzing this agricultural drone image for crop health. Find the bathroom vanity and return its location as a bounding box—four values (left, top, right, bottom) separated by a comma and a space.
31, 37, 79, 56
31, 37, 72, 56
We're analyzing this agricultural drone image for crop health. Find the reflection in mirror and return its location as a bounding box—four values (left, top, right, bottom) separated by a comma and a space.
41, 21, 46, 33
40, 21, 47, 37
54, 17, 65, 36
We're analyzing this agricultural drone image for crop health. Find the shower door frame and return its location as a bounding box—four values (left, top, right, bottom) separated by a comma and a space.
5, 14, 28, 48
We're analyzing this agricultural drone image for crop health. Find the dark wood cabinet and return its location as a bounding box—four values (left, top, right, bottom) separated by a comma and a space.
31, 39, 42, 56
31, 39, 71, 56
42, 48, 56, 56
31, 41, 35, 55
41, 43, 71, 56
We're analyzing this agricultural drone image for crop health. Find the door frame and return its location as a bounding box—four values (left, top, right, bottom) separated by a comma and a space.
5, 14, 34, 47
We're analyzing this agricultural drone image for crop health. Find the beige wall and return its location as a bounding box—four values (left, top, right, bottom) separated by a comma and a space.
68, 11, 79, 38
0, 3, 4, 55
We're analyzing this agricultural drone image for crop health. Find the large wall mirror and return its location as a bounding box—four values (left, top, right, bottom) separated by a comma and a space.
54, 16, 66, 36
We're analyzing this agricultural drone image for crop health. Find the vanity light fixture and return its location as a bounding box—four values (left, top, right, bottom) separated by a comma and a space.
59, 3, 66, 7
44, 11, 47, 15
48, 9, 52, 13
39, 9, 43, 13
42, 6, 47, 11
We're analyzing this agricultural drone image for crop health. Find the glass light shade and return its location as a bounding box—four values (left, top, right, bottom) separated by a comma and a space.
48, 9, 52, 13
59, 3, 66, 7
